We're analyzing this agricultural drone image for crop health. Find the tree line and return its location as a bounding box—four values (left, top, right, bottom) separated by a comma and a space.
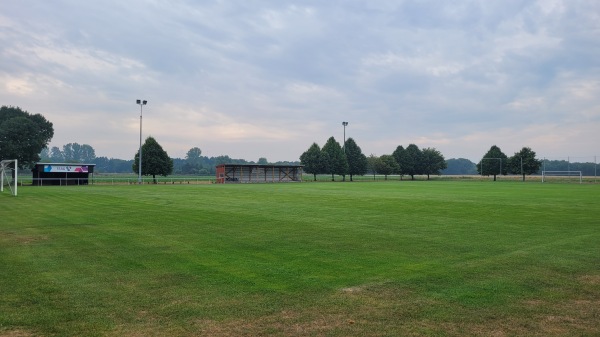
476, 145, 600, 180
301, 141, 600, 181
300, 138, 447, 181
476, 145, 542, 181
39, 140, 299, 176
4, 106, 598, 179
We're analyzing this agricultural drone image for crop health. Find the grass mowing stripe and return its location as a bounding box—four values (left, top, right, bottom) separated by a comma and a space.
1, 181, 599, 336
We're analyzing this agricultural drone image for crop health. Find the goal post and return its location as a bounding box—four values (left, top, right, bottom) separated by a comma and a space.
480, 158, 502, 177
1, 159, 18, 196
542, 170, 582, 184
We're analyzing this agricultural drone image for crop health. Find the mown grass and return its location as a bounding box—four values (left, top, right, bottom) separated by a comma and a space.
1, 181, 599, 336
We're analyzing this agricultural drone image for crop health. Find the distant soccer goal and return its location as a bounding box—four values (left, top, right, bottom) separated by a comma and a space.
1, 159, 18, 196
542, 170, 582, 184
479, 158, 502, 177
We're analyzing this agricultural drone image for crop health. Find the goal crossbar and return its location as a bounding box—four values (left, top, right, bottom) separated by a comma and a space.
480, 158, 502, 176
542, 170, 582, 183
1, 159, 18, 196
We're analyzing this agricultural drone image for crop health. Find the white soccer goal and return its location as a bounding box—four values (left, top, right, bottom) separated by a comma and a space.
1, 159, 18, 196
480, 158, 502, 176
542, 170, 582, 184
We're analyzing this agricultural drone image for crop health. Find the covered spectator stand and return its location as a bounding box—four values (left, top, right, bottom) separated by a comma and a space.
32, 163, 96, 186
216, 164, 303, 183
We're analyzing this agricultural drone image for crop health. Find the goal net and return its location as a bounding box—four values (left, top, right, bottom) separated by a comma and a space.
1, 159, 18, 196
542, 170, 582, 184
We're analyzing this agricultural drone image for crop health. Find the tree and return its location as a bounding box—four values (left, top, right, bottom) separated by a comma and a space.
300, 143, 324, 181
477, 145, 508, 181
62, 143, 96, 163
50, 146, 64, 162
182, 147, 202, 174
79, 144, 96, 163
367, 154, 379, 179
375, 154, 400, 180
0, 106, 54, 168
132, 136, 173, 183
421, 147, 447, 180
508, 147, 542, 181
39, 147, 50, 161
344, 138, 368, 181
392, 145, 406, 180
214, 155, 232, 166
319, 149, 331, 180
321, 137, 348, 181
403, 144, 423, 180
257, 157, 269, 165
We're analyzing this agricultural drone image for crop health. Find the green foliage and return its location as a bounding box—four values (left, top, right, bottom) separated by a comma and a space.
344, 138, 368, 181
374, 154, 400, 179
182, 147, 202, 174
402, 144, 423, 180
50, 146, 64, 162
392, 145, 405, 177
542, 159, 599, 176
62, 143, 96, 163
477, 145, 508, 181
321, 136, 348, 181
393, 144, 426, 179
0, 106, 54, 168
132, 136, 173, 182
508, 147, 542, 181
1, 183, 599, 336
421, 147, 447, 180
367, 154, 379, 177
300, 142, 324, 181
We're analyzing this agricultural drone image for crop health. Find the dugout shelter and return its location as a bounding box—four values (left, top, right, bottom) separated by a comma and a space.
32, 163, 96, 186
216, 164, 303, 183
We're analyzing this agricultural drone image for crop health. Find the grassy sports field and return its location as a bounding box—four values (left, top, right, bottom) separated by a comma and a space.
1, 181, 599, 336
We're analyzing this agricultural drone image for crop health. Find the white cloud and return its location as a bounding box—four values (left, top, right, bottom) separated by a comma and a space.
1, 1, 598, 163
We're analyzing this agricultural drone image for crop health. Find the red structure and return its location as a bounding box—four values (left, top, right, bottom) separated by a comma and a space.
216, 164, 303, 183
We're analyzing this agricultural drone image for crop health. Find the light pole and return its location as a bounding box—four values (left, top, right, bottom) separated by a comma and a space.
136, 99, 147, 184
342, 121, 348, 153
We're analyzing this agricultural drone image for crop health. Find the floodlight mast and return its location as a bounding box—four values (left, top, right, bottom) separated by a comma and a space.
342, 121, 348, 153
136, 99, 147, 184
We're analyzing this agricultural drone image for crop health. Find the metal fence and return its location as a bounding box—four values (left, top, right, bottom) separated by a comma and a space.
18, 177, 216, 186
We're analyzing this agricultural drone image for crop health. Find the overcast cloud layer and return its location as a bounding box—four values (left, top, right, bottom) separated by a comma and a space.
2, 0, 599, 162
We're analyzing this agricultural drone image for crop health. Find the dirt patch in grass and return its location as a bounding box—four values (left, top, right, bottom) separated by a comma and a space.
509, 297, 600, 337
104, 280, 600, 336
195, 312, 355, 337
191, 283, 439, 336
0, 330, 35, 337
0, 231, 49, 245
579, 274, 600, 285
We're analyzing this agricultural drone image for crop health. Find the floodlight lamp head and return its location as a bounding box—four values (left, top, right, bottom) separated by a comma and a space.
142, 100, 147, 105
136, 99, 141, 104
342, 121, 348, 126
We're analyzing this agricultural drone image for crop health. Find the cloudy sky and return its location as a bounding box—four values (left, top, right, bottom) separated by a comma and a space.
2, 0, 599, 163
